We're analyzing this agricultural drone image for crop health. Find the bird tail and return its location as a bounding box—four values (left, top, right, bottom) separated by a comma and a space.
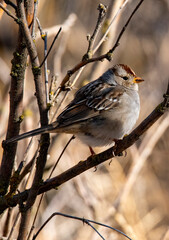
5, 124, 56, 144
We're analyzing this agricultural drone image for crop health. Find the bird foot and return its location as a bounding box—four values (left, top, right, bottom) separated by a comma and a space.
113, 139, 127, 157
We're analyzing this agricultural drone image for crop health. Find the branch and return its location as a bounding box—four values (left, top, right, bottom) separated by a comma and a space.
31, 0, 38, 39
109, 0, 145, 54
56, 0, 145, 96
0, 12, 28, 196
39, 27, 62, 68
4, 0, 17, 10
36, 13, 77, 39
0, 82, 168, 214
15, 1, 50, 239
33, 212, 133, 240
83, 3, 107, 60
0, 3, 18, 22
26, 135, 75, 239
93, 0, 130, 53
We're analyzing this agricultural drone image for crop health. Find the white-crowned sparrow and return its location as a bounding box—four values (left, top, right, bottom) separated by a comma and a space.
5, 64, 144, 147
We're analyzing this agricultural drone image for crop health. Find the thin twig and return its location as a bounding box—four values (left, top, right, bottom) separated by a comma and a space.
49, 135, 75, 178
7, 212, 20, 240
19, 147, 39, 183
27, 136, 74, 239
84, 220, 105, 240
44, 33, 49, 106
51, 68, 83, 122
0, 3, 18, 22
93, 0, 130, 53
36, 13, 76, 39
50, 91, 69, 122
56, 0, 145, 98
39, 27, 62, 68
36, 17, 44, 36
4, 0, 17, 10
3, 207, 12, 237
109, 0, 145, 54
36, 18, 49, 107
32, 212, 133, 240
83, 3, 107, 60
31, 0, 38, 39
7, 145, 39, 240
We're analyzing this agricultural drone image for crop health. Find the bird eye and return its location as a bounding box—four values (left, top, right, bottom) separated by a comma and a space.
122, 76, 128, 80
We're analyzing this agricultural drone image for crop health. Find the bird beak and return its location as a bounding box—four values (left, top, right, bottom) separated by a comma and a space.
133, 77, 144, 83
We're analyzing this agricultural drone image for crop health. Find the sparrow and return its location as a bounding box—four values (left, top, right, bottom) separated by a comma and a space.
4, 64, 144, 147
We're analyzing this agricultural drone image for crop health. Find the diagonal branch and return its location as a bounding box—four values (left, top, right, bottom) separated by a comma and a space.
0, 82, 168, 214
109, 0, 145, 54
0, 3, 18, 22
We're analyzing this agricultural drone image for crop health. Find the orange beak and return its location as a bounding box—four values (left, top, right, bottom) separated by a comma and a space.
133, 77, 144, 83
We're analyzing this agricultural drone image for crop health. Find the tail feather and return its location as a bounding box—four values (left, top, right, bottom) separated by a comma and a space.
5, 124, 55, 144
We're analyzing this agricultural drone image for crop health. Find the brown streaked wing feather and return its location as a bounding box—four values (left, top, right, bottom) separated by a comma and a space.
86, 85, 125, 110
57, 103, 98, 127
57, 80, 125, 127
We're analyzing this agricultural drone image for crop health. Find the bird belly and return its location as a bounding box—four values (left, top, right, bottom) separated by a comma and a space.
77, 99, 140, 147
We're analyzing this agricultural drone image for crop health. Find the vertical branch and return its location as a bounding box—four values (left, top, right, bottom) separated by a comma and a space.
15, 1, 49, 239
31, 0, 38, 38
24, 0, 34, 27
85, 4, 107, 58
0, 25, 28, 196
17, 0, 47, 124
3, 207, 12, 237
44, 33, 49, 106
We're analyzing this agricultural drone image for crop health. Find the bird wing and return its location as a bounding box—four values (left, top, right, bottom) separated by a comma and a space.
57, 79, 125, 127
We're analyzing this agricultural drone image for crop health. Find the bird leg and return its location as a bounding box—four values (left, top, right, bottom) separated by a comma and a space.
88, 146, 97, 171
89, 146, 96, 155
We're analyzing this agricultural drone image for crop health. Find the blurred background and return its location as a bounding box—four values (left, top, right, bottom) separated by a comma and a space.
0, 0, 169, 239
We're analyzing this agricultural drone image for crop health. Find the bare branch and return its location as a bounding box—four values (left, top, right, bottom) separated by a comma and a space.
39, 27, 62, 68
15, 1, 49, 239
4, 0, 17, 10
83, 3, 107, 60
93, 0, 130, 53
109, 0, 145, 54
0, 3, 18, 22
0, 19, 28, 196
56, 0, 145, 98
31, 0, 38, 39
0, 82, 168, 214
27, 135, 75, 239
33, 212, 133, 240
36, 13, 77, 39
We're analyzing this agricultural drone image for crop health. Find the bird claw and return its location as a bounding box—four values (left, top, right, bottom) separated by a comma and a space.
117, 152, 123, 157
93, 166, 97, 172
109, 159, 112, 165
117, 150, 127, 157
113, 138, 127, 157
